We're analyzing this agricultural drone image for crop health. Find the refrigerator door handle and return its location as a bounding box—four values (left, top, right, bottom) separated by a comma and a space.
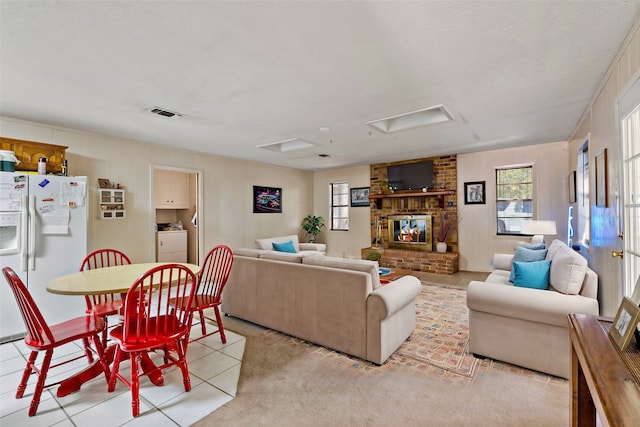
20, 195, 29, 271
28, 195, 36, 270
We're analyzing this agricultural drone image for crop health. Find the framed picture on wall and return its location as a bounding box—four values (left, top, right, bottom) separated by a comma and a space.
253, 186, 282, 213
350, 187, 370, 207
568, 171, 577, 203
595, 149, 608, 207
464, 181, 485, 205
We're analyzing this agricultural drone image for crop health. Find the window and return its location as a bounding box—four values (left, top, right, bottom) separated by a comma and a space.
331, 182, 349, 231
496, 166, 533, 235
576, 140, 590, 247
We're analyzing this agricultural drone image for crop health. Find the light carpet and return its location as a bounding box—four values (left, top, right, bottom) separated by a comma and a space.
196, 284, 569, 426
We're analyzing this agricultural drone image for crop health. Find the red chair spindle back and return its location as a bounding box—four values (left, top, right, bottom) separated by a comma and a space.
2, 267, 55, 347
80, 249, 131, 310
122, 264, 197, 346
197, 245, 234, 303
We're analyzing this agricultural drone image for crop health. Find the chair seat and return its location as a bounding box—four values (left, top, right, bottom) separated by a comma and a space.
88, 300, 123, 317
25, 315, 106, 350
110, 316, 190, 352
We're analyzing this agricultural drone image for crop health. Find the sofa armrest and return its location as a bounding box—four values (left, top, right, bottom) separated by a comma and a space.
466, 280, 599, 328
367, 276, 421, 320
491, 253, 514, 271
299, 243, 326, 253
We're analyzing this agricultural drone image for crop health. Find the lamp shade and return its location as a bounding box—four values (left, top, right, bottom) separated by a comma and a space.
521, 220, 557, 235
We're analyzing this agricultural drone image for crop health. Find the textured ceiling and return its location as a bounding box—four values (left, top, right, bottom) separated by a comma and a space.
1, 1, 639, 170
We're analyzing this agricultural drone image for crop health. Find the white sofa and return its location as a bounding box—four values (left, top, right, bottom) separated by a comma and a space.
466, 239, 599, 378
254, 234, 326, 255
222, 249, 421, 364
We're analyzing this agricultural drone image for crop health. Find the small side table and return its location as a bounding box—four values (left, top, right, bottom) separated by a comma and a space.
568, 313, 640, 427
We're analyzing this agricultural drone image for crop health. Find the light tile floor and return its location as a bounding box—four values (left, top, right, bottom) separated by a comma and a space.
0, 322, 245, 426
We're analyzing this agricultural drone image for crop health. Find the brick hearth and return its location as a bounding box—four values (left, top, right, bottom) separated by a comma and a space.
361, 247, 459, 275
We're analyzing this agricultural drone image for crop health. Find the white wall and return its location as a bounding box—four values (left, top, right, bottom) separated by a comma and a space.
312, 166, 370, 258
0, 116, 314, 262
457, 141, 569, 272
567, 18, 640, 316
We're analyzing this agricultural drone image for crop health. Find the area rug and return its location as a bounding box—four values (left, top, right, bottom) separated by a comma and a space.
195, 283, 570, 426
396, 283, 478, 376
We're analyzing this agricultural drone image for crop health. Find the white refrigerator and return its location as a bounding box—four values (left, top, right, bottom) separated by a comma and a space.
0, 172, 88, 342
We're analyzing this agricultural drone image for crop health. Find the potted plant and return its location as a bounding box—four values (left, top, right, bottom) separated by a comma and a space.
302, 215, 325, 243
436, 212, 456, 253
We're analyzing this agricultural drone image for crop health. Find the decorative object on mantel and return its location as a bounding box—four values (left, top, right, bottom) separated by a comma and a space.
464, 181, 485, 205
301, 215, 325, 243
436, 212, 456, 253
372, 217, 383, 248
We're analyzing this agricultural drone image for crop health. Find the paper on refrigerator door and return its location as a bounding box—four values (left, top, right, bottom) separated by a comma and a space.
60, 180, 86, 207
40, 205, 70, 234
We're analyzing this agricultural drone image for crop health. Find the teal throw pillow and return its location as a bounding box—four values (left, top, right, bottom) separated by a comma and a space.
509, 246, 548, 282
512, 260, 551, 290
272, 240, 297, 253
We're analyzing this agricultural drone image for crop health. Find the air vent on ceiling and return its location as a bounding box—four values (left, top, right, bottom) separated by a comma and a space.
365, 104, 454, 133
149, 107, 183, 118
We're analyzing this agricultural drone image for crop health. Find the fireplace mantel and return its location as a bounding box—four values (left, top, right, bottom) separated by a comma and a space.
369, 190, 455, 209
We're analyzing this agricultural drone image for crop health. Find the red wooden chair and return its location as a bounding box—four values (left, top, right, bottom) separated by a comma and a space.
80, 248, 131, 346
2, 267, 110, 417
182, 245, 234, 343
107, 263, 197, 417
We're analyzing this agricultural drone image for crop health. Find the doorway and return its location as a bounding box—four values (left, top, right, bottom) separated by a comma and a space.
617, 73, 640, 298
151, 165, 204, 265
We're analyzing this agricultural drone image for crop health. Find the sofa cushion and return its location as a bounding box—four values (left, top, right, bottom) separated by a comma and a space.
549, 253, 588, 295
509, 246, 547, 282
272, 240, 297, 253
234, 248, 267, 258
255, 235, 301, 251
512, 260, 551, 290
260, 251, 304, 263
303, 256, 381, 290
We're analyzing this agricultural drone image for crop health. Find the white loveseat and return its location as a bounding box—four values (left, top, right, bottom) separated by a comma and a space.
254, 234, 326, 255
466, 239, 599, 378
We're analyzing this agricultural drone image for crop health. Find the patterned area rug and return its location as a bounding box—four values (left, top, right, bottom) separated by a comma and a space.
396, 283, 478, 376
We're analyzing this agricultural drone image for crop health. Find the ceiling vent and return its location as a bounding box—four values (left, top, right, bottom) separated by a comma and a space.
149, 107, 183, 118
365, 105, 454, 133
257, 138, 316, 153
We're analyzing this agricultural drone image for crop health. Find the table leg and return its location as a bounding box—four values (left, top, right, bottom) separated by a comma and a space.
140, 352, 164, 386
56, 345, 166, 397
57, 345, 116, 397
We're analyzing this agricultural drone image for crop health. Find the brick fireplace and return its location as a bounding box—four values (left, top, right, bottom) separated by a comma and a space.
363, 155, 459, 274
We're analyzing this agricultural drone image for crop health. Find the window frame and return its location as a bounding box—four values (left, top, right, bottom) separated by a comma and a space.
495, 165, 534, 236
330, 182, 349, 231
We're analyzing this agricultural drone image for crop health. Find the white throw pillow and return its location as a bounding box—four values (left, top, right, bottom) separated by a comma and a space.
549, 254, 588, 295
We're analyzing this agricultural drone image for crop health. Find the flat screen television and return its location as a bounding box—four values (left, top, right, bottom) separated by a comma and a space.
387, 160, 435, 191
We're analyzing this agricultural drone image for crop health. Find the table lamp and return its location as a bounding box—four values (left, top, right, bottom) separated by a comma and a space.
521, 220, 557, 245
